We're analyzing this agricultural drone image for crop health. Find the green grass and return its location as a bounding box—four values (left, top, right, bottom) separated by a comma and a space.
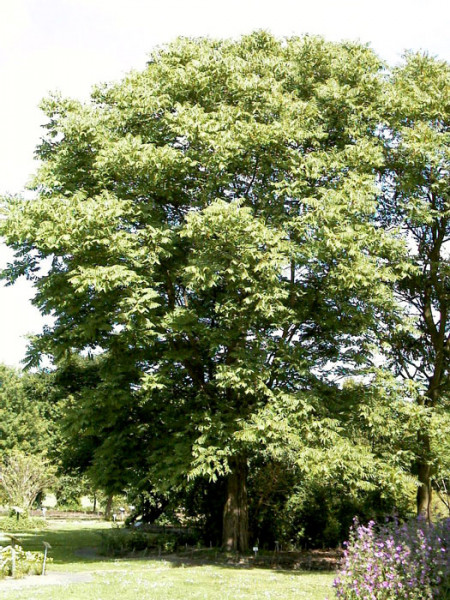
0, 520, 336, 600
1, 519, 114, 570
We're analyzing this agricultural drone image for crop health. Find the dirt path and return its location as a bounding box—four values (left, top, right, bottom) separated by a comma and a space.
0, 571, 94, 589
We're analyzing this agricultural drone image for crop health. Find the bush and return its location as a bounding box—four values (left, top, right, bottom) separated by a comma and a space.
334, 517, 450, 599
0, 516, 48, 532
98, 528, 132, 556
98, 528, 177, 556
0, 544, 51, 578
248, 465, 414, 550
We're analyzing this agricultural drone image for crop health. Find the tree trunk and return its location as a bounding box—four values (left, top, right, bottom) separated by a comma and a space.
416, 431, 432, 521
415, 370, 440, 521
222, 457, 249, 552
416, 460, 432, 521
105, 494, 113, 520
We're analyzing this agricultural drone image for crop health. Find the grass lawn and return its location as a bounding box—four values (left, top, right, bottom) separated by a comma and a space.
0, 520, 336, 600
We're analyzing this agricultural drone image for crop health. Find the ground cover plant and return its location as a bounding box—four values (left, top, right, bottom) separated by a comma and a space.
0, 520, 335, 599
0, 544, 48, 579
333, 517, 450, 599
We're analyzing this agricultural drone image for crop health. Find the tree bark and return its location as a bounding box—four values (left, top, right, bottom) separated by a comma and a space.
416, 454, 432, 521
222, 457, 249, 552
415, 371, 441, 520
105, 494, 113, 520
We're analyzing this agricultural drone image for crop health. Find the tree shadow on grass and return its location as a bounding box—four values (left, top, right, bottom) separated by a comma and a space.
1, 525, 115, 567
4, 524, 338, 576
160, 551, 339, 576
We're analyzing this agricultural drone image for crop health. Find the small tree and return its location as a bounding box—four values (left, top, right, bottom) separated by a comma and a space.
0, 451, 55, 512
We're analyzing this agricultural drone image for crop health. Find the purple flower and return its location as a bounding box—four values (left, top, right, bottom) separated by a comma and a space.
333, 516, 450, 599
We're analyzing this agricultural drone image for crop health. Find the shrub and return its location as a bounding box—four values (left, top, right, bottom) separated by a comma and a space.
0, 516, 48, 532
250, 472, 414, 550
98, 527, 131, 556
334, 517, 449, 599
98, 528, 177, 556
0, 544, 51, 579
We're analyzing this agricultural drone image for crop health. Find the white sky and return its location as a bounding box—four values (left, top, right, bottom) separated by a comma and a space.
1, 0, 449, 368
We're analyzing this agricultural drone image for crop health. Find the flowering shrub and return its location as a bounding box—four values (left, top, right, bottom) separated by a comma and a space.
0, 544, 51, 578
333, 517, 449, 599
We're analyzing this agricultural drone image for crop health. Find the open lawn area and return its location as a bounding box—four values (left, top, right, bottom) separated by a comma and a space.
0, 520, 336, 599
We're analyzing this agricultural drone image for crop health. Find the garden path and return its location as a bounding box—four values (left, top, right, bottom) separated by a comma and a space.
0, 571, 94, 589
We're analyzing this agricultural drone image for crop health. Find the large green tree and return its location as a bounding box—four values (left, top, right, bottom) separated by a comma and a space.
2, 33, 408, 550
380, 53, 450, 518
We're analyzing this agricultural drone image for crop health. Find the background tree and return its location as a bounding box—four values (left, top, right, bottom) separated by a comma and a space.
0, 450, 55, 512
2, 33, 410, 550
0, 365, 56, 456
380, 53, 450, 519
54, 355, 153, 512
0, 363, 95, 510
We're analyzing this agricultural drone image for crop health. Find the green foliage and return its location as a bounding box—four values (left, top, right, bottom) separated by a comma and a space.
379, 52, 450, 514
245, 443, 416, 550
0, 363, 93, 514
53, 473, 92, 510
0, 450, 55, 511
2, 31, 448, 544
98, 527, 178, 556
0, 516, 48, 532
0, 365, 59, 456
382, 52, 449, 408
0, 544, 50, 578
267, 482, 413, 550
